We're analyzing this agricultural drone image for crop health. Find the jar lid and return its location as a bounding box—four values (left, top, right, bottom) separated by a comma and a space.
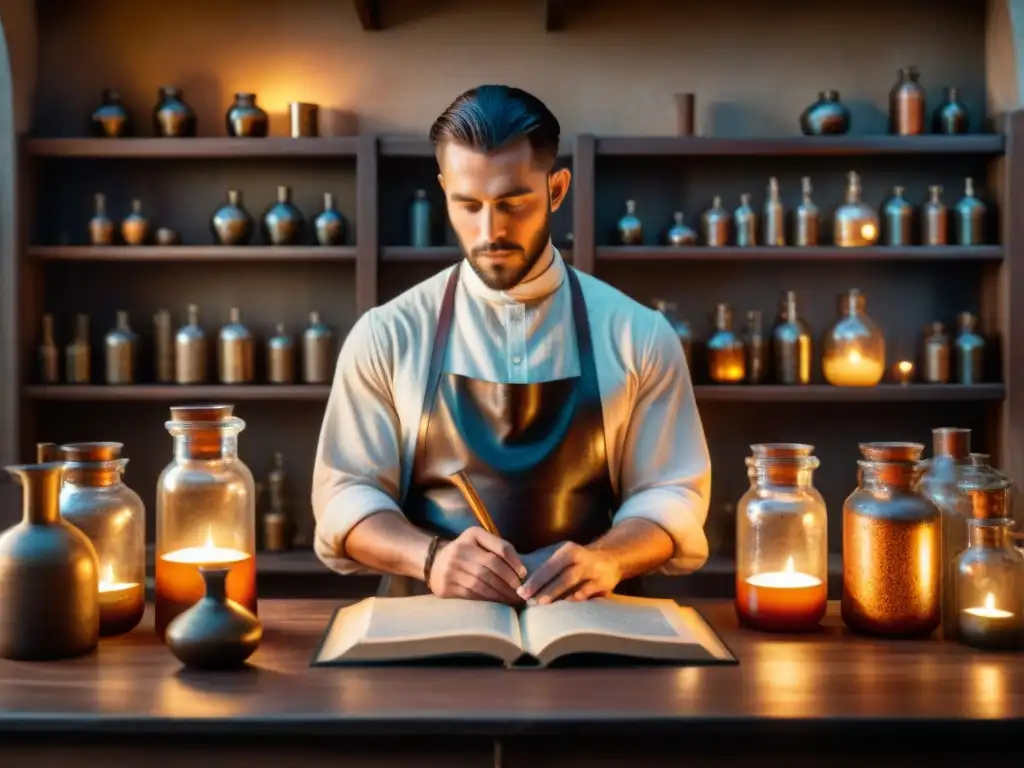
858, 442, 923, 462
59, 441, 123, 462
169, 404, 235, 423
750, 443, 815, 458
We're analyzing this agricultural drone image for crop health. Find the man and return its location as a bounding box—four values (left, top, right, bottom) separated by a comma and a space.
312, 85, 710, 606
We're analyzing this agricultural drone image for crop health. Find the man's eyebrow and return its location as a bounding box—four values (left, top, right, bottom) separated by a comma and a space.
449, 186, 535, 203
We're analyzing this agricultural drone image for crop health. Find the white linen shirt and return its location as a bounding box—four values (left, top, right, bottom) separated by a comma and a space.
311, 244, 711, 576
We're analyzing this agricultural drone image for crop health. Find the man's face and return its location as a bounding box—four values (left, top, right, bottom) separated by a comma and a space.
438, 138, 570, 291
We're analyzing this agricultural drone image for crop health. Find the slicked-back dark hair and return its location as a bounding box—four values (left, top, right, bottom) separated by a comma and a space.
429, 85, 561, 169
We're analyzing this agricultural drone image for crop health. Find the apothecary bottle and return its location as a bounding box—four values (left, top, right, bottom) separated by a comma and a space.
91, 88, 130, 138
702, 196, 730, 247
225, 92, 268, 138
315, 192, 347, 246
955, 518, 1024, 651
921, 322, 950, 383
66, 313, 91, 384
89, 192, 115, 245
175, 304, 207, 384
58, 442, 146, 637
772, 290, 812, 385
734, 194, 756, 247
155, 404, 257, 639
735, 444, 827, 632
834, 172, 879, 247
822, 289, 885, 387
763, 178, 785, 246
154, 86, 197, 137
218, 307, 255, 384
923, 186, 948, 246
933, 87, 969, 135
842, 442, 940, 636
883, 186, 913, 246
652, 299, 692, 370
954, 311, 985, 384
666, 212, 696, 246
742, 310, 766, 384
302, 310, 334, 384
794, 177, 819, 247
707, 303, 745, 384
954, 178, 986, 246
38, 314, 59, 384
104, 310, 135, 385
411, 189, 431, 247
617, 200, 643, 245
267, 323, 295, 384
889, 66, 926, 136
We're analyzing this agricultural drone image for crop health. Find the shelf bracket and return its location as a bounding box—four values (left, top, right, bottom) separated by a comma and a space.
354, 0, 382, 30
545, 0, 568, 31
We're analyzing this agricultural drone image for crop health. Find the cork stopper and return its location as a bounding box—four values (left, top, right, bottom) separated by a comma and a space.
169, 404, 235, 423
59, 442, 123, 462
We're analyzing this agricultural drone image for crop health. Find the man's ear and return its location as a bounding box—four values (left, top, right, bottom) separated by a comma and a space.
437, 173, 445, 193
548, 167, 571, 212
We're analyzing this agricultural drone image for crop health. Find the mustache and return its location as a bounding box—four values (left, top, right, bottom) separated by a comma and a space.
472, 241, 523, 256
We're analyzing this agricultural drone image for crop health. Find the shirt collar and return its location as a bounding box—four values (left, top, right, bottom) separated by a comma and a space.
458, 241, 565, 304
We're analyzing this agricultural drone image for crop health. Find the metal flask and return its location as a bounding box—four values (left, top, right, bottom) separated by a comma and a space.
175, 304, 207, 384
218, 307, 255, 385
302, 311, 334, 384
267, 323, 295, 384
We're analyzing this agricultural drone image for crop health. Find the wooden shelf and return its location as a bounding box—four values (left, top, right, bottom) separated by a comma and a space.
29, 245, 357, 262
693, 384, 1005, 402
25, 137, 361, 158
381, 246, 462, 262
597, 245, 1004, 262
594, 135, 1006, 157
24, 383, 1002, 403
23, 385, 332, 401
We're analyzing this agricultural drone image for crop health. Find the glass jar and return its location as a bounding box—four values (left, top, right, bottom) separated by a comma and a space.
822, 289, 885, 387
155, 404, 257, 640
735, 444, 827, 632
956, 518, 1024, 650
842, 442, 941, 637
58, 442, 145, 637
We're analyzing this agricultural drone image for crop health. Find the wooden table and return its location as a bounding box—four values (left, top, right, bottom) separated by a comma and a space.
0, 599, 1020, 767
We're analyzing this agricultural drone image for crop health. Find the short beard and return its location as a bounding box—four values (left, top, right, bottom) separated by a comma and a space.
462, 217, 551, 292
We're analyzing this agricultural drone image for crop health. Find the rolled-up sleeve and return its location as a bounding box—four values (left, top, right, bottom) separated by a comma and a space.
612, 315, 711, 575
311, 309, 403, 575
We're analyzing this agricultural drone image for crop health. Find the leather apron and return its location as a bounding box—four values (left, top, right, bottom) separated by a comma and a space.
378, 261, 643, 599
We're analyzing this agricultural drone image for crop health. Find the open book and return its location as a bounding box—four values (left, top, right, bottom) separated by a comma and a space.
311, 594, 736, 668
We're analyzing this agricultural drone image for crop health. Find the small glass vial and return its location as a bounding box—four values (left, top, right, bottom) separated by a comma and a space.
822, 289, 886, 387
956, 518, 1024, 651
735, 444, 828, 632
707, 303, 745, 384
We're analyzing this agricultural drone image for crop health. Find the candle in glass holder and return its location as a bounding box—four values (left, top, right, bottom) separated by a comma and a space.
98, 563, 145, 637
823, 349, 885, 387
960, 592, 1023, 650
737, 557, 827, 632
894, 360, 914, 385
156, 526, 256, 638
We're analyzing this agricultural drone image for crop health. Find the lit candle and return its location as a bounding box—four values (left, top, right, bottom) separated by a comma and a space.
959, 592, 1024, 651
823, 349, 885, 387
98, 563, 145, 637
894, 360, 914, 386
736, 557, 827, 632
156, 527, 256, 638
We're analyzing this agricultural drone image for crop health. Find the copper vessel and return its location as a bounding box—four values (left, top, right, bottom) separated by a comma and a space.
616, 200, 643, 245
763, 178, 785, 246
666, 212, 697, 246
58, 442, 146, 637
302, 311, 334, 384
842, 442, 940, 637
289, 102, 319, 138
104, 310, 135, 385
652, 300, 693, 370
922, 322, 950, 384
267, 323, 294, 384
923, 186, 948, 246
702, 196, 730, 247
154, 309, 174, 383
314, 192, 347, 246
794, 177, 819, 247
65, 314, 91, 384
211, 190, 253, 246
954, 311, 985, 384
933, 87, 968, 135
262, 186, 304, 245
734, 194, 756, 247
834, 171, 879, 247
121, 199, 149, 246
154, 86, 196, 138
954, 177, 986, 246
88, 193, 115, 246
772, 290, 812, 385
742, 310, 766, 384
707, 303, 745, 384
0, 462, 100, 660
90, 89, 130, 138
883, 186, 913, 246
38, 314, 59, 384
225, 92, 268, 138
218, 307, 255, 385
889, 66, 926, 136
165, 566, 262, 670
799, 90, 850, 135
175, 304, 207, 384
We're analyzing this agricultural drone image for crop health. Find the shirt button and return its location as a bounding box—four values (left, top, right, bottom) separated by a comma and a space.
512, 356, 522, 365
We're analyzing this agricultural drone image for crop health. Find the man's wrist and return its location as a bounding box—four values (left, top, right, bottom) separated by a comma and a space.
423, 535, 443, 589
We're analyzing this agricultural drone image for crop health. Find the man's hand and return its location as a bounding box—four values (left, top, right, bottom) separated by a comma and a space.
516, 542, 622, 605
428, 527, 528, 604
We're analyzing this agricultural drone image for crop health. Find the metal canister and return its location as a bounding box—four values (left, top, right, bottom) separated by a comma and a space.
302, 311, 334, 384
65, 313, 91, 384
154, 309, 174, 383
921, 322, 950, 383
267, 323, 295, 384
38, 314, 59, 384
175, 304, 207, 384
104, 310, 135, 385
218, 307, 255, 385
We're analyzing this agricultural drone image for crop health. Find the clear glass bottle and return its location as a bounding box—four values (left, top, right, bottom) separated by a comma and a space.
956, 518, 1024, 650
735, 444, 828, 632
822, 289, 885, 387
155, 405, 257, 640
834, 171, 879, 247
58, 441, 146, 637
707, 303, 745, 384
842, 442, 941, 637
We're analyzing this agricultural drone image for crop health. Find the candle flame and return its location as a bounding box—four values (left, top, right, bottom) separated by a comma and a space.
205, 526, 216, 550
898, 361, 913, 373
102, 562, 115, 586
985, 592, 996, 611
848, 350, 862, 364
784, 556, 795, 574
861, 222, 877, 240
